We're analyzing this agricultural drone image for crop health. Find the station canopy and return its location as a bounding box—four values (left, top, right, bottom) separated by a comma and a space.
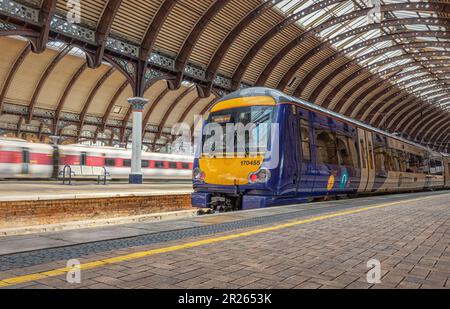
0, 0, 448, 152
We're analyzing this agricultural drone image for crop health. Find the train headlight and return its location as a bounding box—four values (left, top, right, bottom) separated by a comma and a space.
248, 168, 271, 184
193, 167, 205, 181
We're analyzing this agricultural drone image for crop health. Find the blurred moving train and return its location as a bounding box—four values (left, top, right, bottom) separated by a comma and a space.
0, 138, 193, 180
192, 88, 450, 211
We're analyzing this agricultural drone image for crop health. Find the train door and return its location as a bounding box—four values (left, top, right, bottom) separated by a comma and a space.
22, 148, 30, 175
445, 157, 450, 188
281, 105, 300, 196
80, 152, 87, 166
357, 129, 375, 192
365, 132, 375, 191
52, 146, 59, 179
297, 111, 314, 195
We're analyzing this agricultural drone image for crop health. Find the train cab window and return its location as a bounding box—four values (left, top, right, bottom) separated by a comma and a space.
182, 163, 190, 169
80, 152, 87, 166
142, 160, 150, 168
105, 158, 116, 167
300, 119, 311, 162
315, 130, 338, 165
123, 159, 131, 167
169, 162, 177, 169
155, 161, 164, 168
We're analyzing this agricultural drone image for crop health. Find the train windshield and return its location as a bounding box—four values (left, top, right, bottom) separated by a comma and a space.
202, 105, 275, 157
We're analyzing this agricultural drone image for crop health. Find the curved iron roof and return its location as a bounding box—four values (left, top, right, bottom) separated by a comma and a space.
0, 0, 447, 152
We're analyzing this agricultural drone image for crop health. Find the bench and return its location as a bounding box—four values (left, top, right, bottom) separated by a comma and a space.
59, 165, 111, 185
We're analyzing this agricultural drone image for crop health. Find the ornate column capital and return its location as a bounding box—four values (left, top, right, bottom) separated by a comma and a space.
128, 97, 149, 111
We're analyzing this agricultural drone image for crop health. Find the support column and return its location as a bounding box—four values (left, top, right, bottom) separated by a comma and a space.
127, 97, 149, 184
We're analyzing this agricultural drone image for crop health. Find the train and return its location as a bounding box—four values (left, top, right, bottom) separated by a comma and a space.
0, 138, 193, 180
192, 87, 450, 211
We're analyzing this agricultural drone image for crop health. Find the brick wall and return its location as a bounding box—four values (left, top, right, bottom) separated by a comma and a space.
0, 194, 192, 228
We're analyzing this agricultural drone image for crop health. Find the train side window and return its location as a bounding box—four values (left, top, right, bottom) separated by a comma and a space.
432, 160, 443, 176
336, 135, 352, 167
374, 144, 387, 172
406, 153, 424, 173
300, 119, 311, 162
385, 148, 395, 171
349, 139, 360, 169
80, 152, 87, 166
315, 130, 338, 165
105, 158, 116, 167
360, 139, 367, 169
123, 159, 131, 167
182, 163, 190, 169
142, 160, 150, 168
436, 160, 443, 173
397, 150, 407, 172
169, 162, 177, 169
390, 149, 401, 172
155, 161, 164, 168
291, 105, 297, 115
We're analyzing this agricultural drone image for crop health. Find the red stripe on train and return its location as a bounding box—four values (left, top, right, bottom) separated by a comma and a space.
0, 151, 52, 164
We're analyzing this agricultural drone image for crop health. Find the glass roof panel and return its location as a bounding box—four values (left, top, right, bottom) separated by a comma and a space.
275, 0, 449, 109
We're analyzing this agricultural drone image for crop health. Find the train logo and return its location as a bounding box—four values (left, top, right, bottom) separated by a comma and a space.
327, 175, 335, 192
340, 171, 350, 190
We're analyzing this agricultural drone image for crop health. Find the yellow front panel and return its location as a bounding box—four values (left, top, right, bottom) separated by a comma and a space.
200, 156, 264, 185
210, 96, 276, 113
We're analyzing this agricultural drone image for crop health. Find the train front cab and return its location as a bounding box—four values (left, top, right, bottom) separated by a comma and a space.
192, 95, 282, 211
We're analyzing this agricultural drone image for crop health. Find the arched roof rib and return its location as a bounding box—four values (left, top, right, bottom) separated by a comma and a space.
0, 0, 448, 151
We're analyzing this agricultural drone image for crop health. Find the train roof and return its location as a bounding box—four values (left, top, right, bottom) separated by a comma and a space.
218, 87, 446, 157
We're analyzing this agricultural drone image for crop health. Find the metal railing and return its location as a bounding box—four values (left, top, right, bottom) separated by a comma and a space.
60, 165, 74, 185
59, 165, 110, 185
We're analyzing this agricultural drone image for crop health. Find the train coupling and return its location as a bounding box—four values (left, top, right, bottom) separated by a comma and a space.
210, 194, 242, 212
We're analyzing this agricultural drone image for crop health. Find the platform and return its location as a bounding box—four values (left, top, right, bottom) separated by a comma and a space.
0, 190, 449, 289
0, 181, 193, 201
0, 181, 194, 232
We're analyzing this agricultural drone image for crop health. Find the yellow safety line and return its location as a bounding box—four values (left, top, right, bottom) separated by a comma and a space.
0, 194, 446, 288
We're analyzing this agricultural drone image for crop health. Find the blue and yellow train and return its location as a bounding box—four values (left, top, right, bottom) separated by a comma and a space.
192, 88, 450, 211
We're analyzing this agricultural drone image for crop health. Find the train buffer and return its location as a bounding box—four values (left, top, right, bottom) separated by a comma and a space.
59, 165, 111, 185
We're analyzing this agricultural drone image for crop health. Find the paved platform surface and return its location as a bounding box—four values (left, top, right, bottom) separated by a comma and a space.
0, 191, 449, 289
0, 181, 193, 201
